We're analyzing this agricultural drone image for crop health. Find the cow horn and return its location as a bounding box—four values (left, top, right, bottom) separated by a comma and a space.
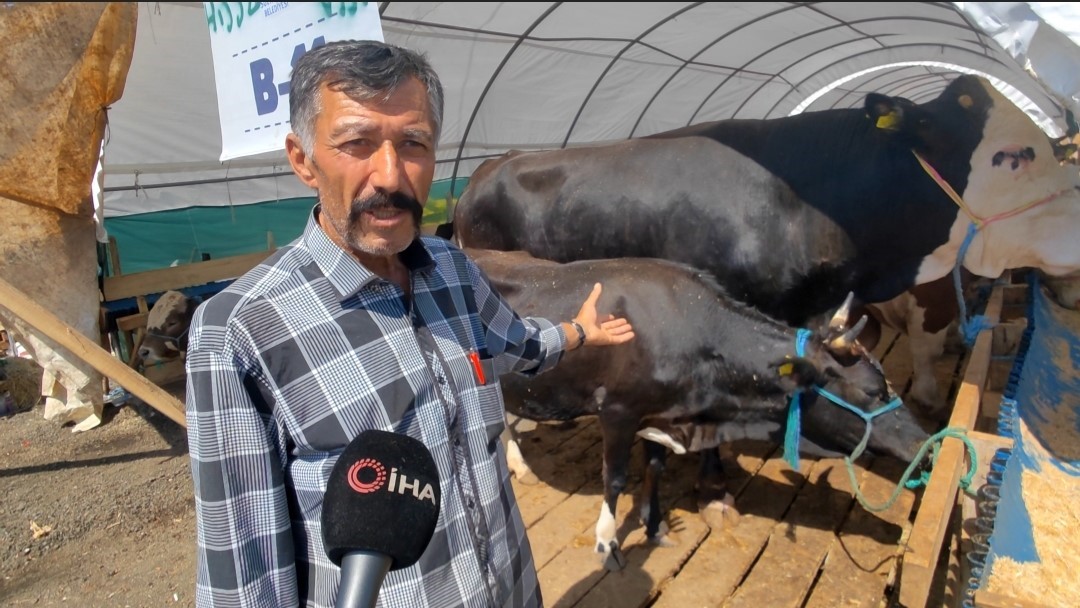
828, 292, 855, 330
828, 315, 868, 352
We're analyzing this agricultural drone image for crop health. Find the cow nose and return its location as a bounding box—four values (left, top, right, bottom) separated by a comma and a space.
138, 346, 151, 360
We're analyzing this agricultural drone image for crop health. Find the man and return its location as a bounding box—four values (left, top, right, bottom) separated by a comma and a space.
185, 40, 635, 607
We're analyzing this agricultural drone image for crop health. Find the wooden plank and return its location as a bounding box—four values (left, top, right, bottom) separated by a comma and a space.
107, 235, 122, 276
528, 439, 648, 573
965, 431, 1013, 466
936, 343, 965, 398
511, 416, 601, 503
116, 312, 150, 333
575, 440, 774, 608
803, 456, 918, 608
569, 449, 705, 608
585, 494, 712, 608
0, 276, 186, 427
102, 249, 273, 302
126, 330, 146, 368
515, 432, 605, 527
650, 446, 813, 608
726, 457, 861, 608
1000, 283, 1028, 308
142, 359, 187, 386
899, 284, 1004, 608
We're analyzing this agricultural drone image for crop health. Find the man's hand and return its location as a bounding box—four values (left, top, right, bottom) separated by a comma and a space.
568, 283, 635, 348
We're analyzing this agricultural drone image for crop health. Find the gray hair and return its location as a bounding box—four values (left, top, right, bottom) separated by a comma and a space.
289, 40, 444, 155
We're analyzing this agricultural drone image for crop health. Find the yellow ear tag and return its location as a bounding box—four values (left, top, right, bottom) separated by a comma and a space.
875, 111, 899, 130
778, 363, 794, 376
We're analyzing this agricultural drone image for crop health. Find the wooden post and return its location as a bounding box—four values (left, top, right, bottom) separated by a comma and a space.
0, 276, 187, 427
898, 284, 1004, 608
107, 235, 122, 276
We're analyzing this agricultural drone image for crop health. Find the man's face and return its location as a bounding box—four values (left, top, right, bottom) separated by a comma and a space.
288, 77, 437, 258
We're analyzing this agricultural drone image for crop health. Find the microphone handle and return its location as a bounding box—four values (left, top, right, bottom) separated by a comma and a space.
336, 550, 392, 608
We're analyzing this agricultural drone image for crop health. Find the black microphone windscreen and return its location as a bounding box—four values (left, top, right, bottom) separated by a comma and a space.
322, 429, 441, 570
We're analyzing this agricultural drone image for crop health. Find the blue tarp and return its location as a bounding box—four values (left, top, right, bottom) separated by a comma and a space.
980, 274, 1080, 585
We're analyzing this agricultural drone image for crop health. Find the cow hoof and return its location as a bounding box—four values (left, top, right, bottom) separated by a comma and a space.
649, 534, 679, 548
598, 542, 627, 571
648, 521, 679, 548
699, 495, 739, 530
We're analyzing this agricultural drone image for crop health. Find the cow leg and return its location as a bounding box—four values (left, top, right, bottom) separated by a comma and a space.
906, 319, 949, 421
502, 415, 539, 485
866, 287, 950, 420
696, 447, 739, 530
639, 440, 676, 547
596, 408, 636, 571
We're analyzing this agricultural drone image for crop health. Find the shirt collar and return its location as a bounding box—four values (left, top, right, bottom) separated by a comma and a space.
304, 204, 436, 299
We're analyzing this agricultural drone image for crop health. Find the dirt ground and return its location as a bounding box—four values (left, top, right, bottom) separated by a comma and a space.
0, 381, 196, 608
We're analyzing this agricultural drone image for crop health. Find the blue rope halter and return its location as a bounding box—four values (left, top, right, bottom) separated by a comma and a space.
783, 328, 903, 470
954, 223, 995, 346
783, 328, 978, 512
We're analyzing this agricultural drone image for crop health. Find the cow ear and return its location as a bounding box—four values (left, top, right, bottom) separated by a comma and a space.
774, 357, 821, 388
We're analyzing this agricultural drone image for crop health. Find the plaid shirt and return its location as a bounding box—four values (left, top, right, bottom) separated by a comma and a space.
186, 207, 565, 607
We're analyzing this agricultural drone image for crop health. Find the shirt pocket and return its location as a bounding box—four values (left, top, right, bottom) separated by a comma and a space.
472, 379, 507, 453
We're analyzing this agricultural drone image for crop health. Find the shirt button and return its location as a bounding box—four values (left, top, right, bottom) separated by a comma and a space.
453, 437, 460, 446
467, 499, 475, 509
437, 376, 447, 385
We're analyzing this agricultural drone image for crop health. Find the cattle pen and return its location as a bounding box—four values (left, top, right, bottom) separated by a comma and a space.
2, 270, 1058, 608
505, 276, 1028, 608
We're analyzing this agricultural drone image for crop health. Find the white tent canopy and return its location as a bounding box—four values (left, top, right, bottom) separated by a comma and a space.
101, 1, 1080, 218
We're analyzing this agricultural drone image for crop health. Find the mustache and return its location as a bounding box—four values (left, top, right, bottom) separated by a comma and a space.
349, 191, 424, 226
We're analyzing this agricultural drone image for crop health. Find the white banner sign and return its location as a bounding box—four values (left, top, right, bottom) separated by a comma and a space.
204, 2, 383, 161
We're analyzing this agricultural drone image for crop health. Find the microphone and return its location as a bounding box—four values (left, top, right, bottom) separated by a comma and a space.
322, 429, 442, 608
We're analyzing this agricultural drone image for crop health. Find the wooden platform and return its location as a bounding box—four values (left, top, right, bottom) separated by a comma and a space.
507, 301, 1022, 608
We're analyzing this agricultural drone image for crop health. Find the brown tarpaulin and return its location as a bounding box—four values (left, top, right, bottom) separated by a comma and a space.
0, 2, 137, 431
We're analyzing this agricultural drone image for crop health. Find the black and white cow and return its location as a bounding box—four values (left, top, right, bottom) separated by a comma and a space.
470, 249, 931, 569
136, 290, 197, 366
440, 74, 1080, 410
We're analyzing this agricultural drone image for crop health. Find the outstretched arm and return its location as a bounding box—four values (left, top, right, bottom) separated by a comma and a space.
562, 282, 635, 350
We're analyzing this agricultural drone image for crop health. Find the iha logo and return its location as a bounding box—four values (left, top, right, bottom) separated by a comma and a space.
347, 458, 436, 504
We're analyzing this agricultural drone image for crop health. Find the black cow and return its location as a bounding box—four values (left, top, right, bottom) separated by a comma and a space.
470, 249, 931, 570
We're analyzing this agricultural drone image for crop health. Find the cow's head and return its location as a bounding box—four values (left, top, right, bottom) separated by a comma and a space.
137, 290, 197, 366
869, 74, 1080, 281
771, 294, 932, 465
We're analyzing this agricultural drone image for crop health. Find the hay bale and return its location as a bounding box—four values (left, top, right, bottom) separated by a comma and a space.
0, 356, 44, 412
